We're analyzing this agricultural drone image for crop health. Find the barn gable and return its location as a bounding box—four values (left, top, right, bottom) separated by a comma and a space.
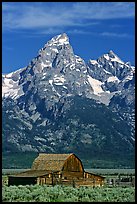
31, 153, 84, 172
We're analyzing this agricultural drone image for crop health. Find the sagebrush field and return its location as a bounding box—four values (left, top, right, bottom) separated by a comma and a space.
2, 184, 135, 202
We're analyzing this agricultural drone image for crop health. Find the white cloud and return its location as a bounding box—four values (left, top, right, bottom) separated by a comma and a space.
67, 29, 90, 35
2, 2, 134, 39
72, 2, 135, 19
2, 2, 135, 34
100, 32, 133, 38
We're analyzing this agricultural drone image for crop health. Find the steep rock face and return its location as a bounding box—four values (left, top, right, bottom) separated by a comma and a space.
2, 33, 135, 163
87, 50, 135, 137
2, 96, 134, 156
3, 33, 91, 113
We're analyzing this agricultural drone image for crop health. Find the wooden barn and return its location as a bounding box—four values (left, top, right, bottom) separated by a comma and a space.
8, 153, 105, 187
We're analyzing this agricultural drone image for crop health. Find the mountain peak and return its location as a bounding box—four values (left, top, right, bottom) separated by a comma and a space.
108, 50, 121, 60
98, 50, 124, 64
46, 33, 69, 47
108, 50, 118, 58
57, 33, 69, 40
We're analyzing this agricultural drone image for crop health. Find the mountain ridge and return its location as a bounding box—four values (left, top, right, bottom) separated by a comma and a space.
2, 33, 135, 167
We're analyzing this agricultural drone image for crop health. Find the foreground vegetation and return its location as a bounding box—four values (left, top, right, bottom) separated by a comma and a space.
2, 184, 135, 202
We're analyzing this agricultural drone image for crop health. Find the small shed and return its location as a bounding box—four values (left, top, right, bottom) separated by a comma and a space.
8, 153, 105, 187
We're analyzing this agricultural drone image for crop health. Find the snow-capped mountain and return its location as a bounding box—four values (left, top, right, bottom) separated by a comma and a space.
87, 50, 135, 136
2, 33, 135, 164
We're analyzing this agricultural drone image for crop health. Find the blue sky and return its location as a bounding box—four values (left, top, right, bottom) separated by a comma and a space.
2, 2, 135, 74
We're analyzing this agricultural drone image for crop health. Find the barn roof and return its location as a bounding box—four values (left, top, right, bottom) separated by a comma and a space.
85, 171, 105, 179
9, 170, 58, 178
31, 153, 74, 171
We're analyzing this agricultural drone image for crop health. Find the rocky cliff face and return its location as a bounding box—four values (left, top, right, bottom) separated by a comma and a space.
87, 50, 135, 137
2, 33, 135, 162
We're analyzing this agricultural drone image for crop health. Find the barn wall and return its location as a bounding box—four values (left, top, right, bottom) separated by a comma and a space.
62, 171, 84, 179
62, 154, 84, 172
75, 179, 104, 187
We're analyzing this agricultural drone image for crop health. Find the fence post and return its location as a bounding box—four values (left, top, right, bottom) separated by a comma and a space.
51, 172, 54, 186
72, 179, 75, 188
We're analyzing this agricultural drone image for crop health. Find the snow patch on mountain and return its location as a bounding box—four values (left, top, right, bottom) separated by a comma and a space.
89, 60, 98, 65
107, 76, 120, 83
2, 71, 25, 99
87, 75, 104, 96
41, 61, 52, 69
53, 75, 66, 85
